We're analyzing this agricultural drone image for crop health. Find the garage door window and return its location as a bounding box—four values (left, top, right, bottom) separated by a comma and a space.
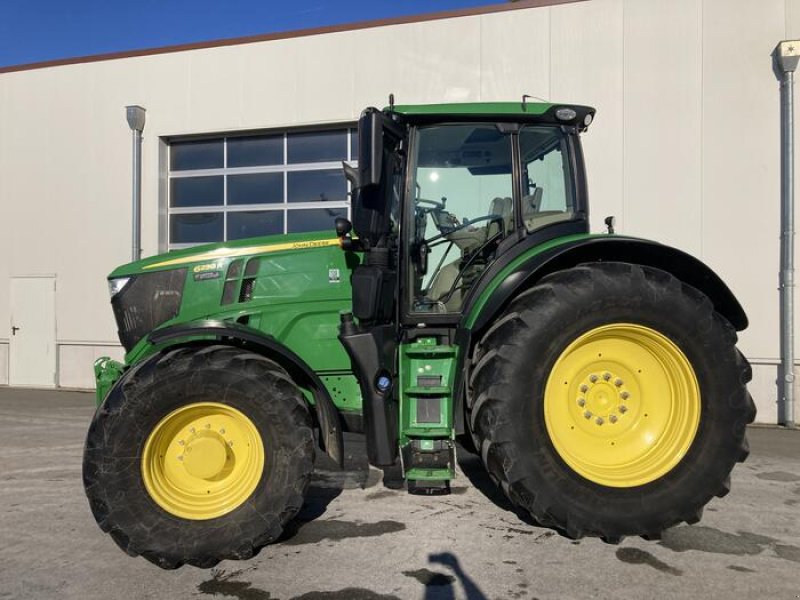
167, 128, 355, 249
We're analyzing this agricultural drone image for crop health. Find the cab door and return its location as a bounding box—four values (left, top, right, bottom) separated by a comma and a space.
403, 123, 517, 320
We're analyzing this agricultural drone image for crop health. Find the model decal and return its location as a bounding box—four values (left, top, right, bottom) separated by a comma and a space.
192, 262, 223, 273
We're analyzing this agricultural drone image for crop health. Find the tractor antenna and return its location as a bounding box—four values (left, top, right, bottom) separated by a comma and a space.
521, 94, 548, 111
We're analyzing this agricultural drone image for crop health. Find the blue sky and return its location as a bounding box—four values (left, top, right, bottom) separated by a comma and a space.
0, 0, 499, 68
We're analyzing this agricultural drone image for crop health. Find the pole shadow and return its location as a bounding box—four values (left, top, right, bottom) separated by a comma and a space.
406, 552, 488, 600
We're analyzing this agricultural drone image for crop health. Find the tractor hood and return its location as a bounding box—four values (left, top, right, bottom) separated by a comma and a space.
106, 231, 350, 356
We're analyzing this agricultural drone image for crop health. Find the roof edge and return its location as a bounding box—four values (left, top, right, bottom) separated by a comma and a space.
0, 0, 585, 75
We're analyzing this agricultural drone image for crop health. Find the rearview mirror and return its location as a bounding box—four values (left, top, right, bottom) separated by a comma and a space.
358, 109, 386, 189
349, 108, 404, 248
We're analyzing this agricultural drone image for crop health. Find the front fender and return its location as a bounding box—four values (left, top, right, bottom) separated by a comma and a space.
147, 319, 344, 467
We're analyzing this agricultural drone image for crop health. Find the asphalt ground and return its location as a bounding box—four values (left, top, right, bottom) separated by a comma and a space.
0, 387, 799, 600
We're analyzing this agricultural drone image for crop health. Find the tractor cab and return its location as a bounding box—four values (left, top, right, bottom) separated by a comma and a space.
341, 102, 595, 325
337, 102, 596, 489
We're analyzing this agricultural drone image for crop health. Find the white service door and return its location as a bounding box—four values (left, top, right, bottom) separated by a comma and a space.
9, 277, 56, 387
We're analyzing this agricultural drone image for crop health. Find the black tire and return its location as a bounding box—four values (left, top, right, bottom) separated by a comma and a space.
83, 345, 314, 569
467, 262, 755, 541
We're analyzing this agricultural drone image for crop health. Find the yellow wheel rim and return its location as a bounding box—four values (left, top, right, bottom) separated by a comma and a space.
544, 324, 700, 488
141, 402, 265, 520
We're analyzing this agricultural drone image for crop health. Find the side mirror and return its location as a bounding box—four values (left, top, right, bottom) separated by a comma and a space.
335, 217, 353, 237
358, 110, 385, 189
335, 217, 361, 251
351, 108, 404, 249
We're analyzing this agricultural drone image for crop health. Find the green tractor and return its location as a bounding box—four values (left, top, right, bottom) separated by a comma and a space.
84, 101, 755, 569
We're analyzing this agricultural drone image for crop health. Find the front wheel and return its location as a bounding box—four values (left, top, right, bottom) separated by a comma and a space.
83, 345, 314, 568
467, 262, 755, 541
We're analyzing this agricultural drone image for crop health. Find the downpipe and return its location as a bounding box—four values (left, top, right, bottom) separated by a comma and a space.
131, 128, 142, 262
125, 105, 146, 262
776, 43, 797, 428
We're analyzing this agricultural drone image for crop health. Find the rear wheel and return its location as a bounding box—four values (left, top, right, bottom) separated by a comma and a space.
83, 345, 314, 568
467, 262, 755, 540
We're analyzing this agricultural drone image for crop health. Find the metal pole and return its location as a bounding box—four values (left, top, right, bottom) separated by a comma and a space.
776, 42, 798, 428
131, 129, 142, 262
781, 70, 796, 427
125, 105, 146, 262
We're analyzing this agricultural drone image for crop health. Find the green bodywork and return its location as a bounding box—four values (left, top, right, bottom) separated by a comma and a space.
97, 233, 356, 408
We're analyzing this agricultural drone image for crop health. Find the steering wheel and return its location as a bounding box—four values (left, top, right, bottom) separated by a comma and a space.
422, 213, 502, 245
416, 197, 446, 211
431, 229, 505, 305
415, 197, 460, 240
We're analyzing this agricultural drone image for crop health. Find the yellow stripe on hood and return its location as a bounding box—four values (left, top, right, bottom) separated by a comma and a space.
144, 238, 341, 270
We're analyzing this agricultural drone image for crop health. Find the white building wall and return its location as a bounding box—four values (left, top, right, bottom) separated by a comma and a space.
0, 0, 797, 421
551, 0, 625, 233
622, 0, 703, 257
701, 0, 787, 423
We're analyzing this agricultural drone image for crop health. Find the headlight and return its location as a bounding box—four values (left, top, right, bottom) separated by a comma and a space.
555, 107, 578, 121
108, 277, 131, 298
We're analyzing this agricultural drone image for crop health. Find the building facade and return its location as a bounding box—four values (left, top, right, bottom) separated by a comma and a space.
0, 0, 798, 423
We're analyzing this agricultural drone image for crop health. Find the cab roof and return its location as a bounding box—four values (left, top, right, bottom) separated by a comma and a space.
388, 101, 595, 128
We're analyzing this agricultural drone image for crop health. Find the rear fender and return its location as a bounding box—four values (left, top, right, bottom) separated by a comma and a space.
468, 236, 748, 334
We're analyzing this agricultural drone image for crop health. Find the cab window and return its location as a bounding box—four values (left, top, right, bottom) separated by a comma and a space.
520, 126, 574, 232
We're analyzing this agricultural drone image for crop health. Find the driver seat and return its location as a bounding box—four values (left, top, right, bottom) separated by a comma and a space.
522, 187, 544, 217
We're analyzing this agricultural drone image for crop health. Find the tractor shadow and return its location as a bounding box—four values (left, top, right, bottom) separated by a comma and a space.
279, 432, 379, 541
280, 436, 537, 543
455, 441, 536, 526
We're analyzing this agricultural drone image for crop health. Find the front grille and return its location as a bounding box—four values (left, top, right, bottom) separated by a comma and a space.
111, 269, 187, 352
